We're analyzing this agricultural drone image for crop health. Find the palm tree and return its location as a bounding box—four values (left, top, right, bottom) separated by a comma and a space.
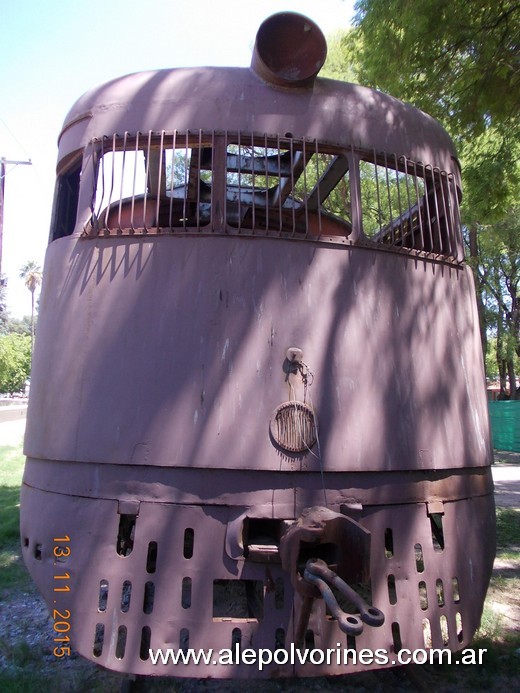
19, 260, 42, 353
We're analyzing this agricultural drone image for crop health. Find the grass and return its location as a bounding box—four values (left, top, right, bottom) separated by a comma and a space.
0, 442, 30, 593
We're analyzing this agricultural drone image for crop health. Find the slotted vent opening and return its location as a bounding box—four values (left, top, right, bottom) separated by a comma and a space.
270, 401, 317, 453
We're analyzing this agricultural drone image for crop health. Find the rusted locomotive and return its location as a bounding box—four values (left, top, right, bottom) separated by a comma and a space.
20, 12, 495, 679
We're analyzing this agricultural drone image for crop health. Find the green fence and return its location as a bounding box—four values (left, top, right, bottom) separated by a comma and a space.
488, 401, 520, 452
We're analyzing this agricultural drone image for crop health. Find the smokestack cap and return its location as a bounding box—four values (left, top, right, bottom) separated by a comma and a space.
251, 12, 327, 88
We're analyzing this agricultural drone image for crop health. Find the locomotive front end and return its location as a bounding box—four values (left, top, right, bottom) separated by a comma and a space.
20, 12, 495, 679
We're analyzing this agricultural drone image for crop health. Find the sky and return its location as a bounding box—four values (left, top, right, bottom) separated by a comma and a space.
0, 0, 355, 318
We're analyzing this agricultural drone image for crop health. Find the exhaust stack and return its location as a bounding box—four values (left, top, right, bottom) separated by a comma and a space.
251, 12, 327, 88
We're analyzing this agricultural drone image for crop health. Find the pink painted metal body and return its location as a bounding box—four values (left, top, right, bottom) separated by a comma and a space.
20, 13, 494, 678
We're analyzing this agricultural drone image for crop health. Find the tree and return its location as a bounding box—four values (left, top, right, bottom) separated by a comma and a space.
351, 0, 519, 138
476, 209, 520, 398
0, 332, 31, 394
0, 274, 9, 334
345, 1, 520, 223
19, 260, 42, 353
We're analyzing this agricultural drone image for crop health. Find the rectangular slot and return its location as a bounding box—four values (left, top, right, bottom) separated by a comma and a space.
121, 580, 132, 613
387, 574, 397, 605
146, 541, 158, 573
93, 623, 104, 658
384, 528, 394, 558
117, 514, 136, 557
98, 579, 109, 612
143, 581, 155, 615
414, 543, 425, 573
430, 513, 445, 552
244, 518, 284, 562
213, 579, 264, 620
183, 528, 194, 559
140, 626, 151, 660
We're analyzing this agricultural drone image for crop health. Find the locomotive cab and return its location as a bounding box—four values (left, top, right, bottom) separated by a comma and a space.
20, 12, 495, 679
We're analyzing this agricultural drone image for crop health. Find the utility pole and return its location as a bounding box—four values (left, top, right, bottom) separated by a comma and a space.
0, 157, 32, 276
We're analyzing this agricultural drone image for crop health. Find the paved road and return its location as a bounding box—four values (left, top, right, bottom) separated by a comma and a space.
1, 417, 518, 508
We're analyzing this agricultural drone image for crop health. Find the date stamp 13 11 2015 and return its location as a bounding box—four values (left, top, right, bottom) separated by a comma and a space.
52, 535, 72, 658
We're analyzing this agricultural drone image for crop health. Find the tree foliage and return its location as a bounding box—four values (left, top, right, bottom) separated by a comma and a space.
19, 260, 42, 353
475, 208, 520, 397
352, 0, 519, 138
0, 333, 31, 394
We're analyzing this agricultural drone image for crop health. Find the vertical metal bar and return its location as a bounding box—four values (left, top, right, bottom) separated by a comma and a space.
315, 139, 322, 238
142, 130, 153, 233
289, 136, 296, 236
154, 130, 165, 233
437, 170, 451, 256
97, 136, 106, 228
394, 154, 404, 246
212, 129, 226, 234
116, 133, 128, 233
348, 145, 362, 242
373, 149, 382, 238
276, 133, 283, 236
446, 171, 456, 258
431, 168, 443, 254
168, 130, 177, 231
106, 134, 117, 233
423, 165, 435, 252
129, 132, 140, 233
383, 152, 394, 244
250, 132, 256, 235
402, 157, 414, 250
451, 175, 464, 261
196, 129, 202, 231
264, 133, 269, 235
237, 131, 242, 233
182, 131, 189, 230
302, 138, 309, 238
412, 161, 425, 251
